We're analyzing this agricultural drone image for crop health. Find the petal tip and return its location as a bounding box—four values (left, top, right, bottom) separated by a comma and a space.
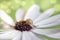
0, 9, 5, 13
49, 8, 55, 12
30, 4, 40, 9
16, 8, 25, 12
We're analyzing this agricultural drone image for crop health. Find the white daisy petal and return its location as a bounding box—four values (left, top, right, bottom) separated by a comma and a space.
0, 22, 12, 29
37, 20, 60, 28
33, 8, 55, 24
16, 9, 25, 22
22, 31, 32, 40
12, 31, 22, 40
28, 32, 46, 40
0, 10, 14, 26
24, 4, 40, 21
0, 23, 2, 26
31, 28, 60, 35
0, 30, 18, 39
35, 14, 60, 28
46, 33, 60, 38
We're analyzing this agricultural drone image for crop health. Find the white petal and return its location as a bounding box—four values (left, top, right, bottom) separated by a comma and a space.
37, 20, 60, 28
33, 8, 55, 24
0, 30, 18, 39
24, 4, 40, 21
22, 31, 32, 40
28, 32, 46, 40
46, 33, 60, 38
0, 23, 2, 26
35, 14, 60, 28
1, 22, 12, 29
0, 10, 14, 26
12, 31, 22, 40
16, 9, 25, 21
31, 28, 60, 35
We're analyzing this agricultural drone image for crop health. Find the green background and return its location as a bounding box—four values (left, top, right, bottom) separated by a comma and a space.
0, 0, 60, 40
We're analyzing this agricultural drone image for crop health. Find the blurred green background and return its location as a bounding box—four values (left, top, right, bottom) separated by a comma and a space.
0, 0, 60, 40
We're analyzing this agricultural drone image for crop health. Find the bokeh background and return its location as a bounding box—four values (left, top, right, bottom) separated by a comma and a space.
0, 0, 60, 40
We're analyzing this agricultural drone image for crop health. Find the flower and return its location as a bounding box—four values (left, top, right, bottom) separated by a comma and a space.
0, 4, 60, 40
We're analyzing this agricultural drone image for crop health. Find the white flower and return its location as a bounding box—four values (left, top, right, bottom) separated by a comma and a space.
0, 4, 60, 40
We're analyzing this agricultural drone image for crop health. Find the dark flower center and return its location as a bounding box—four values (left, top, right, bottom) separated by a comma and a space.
14, 21, 32, 32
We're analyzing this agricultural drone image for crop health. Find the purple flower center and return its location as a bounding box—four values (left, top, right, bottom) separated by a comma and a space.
14, 21, 32, 32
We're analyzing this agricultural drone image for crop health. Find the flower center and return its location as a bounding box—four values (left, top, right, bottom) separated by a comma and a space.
14, 20, 33, 32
